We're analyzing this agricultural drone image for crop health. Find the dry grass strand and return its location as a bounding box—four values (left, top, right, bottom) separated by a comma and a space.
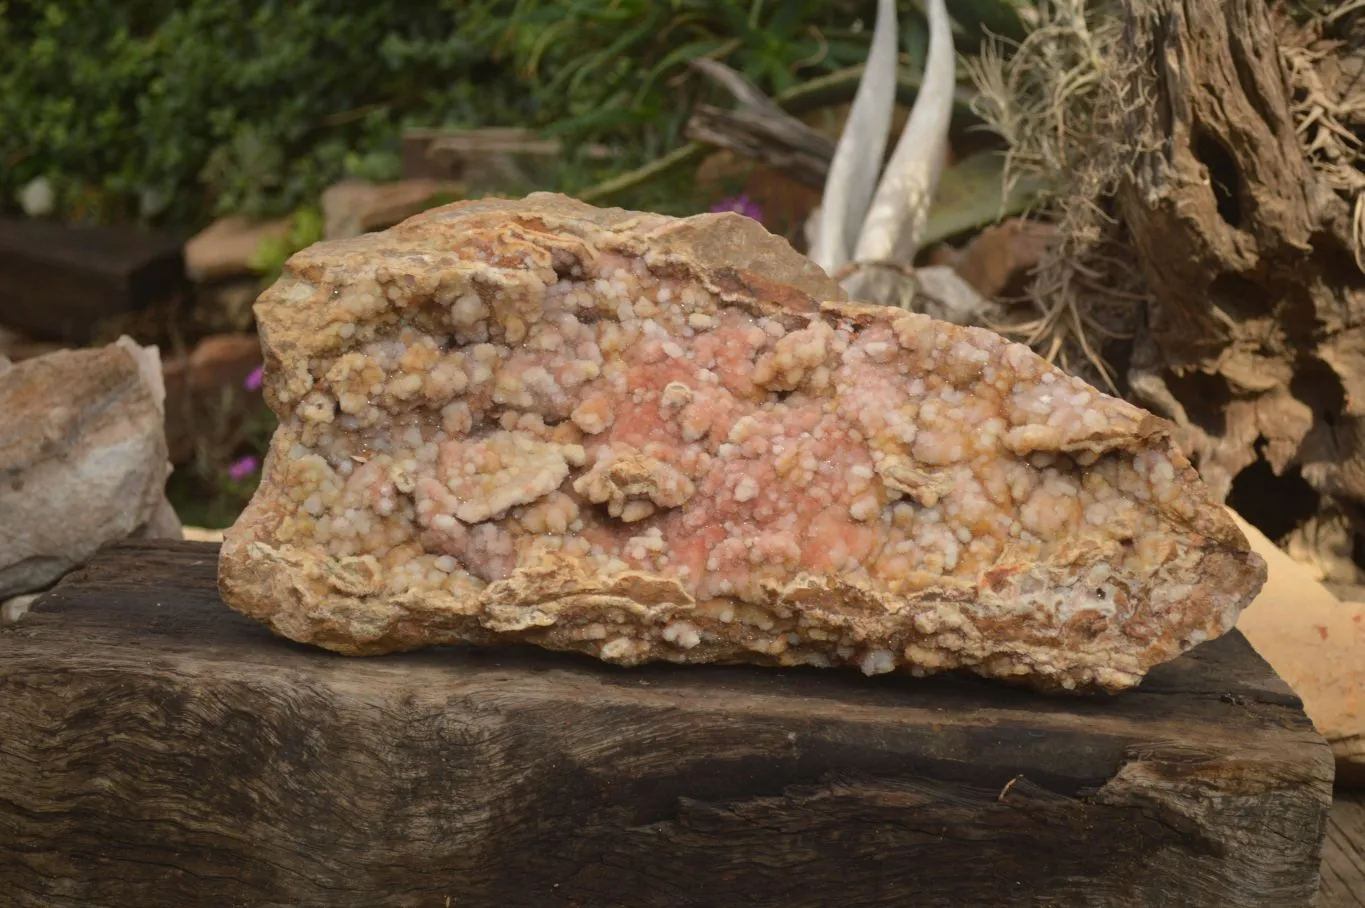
964, 0, 1155, 392
1280, 7, 1365, 271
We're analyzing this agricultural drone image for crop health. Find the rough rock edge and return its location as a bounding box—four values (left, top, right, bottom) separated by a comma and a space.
220, 193, 1266, 693
0, 337, 181, 598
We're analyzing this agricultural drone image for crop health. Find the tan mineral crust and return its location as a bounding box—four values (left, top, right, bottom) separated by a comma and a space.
219, 192, 1267, 692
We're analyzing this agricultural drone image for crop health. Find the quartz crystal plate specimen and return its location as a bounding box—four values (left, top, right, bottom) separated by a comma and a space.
219, 193, 1266, 692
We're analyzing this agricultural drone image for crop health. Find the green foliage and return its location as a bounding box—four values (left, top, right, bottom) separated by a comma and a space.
247, 206, 325, 283
477, 0, 930, 159
0, 0, 523, 226
1, 0, 1029, 230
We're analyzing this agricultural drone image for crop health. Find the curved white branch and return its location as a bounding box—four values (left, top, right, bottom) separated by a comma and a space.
811, 0, 900, 276
847, 0, 956, 281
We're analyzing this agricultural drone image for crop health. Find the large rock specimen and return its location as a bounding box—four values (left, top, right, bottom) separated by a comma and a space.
219, 193, 1265, 692
0, 338, 181, 599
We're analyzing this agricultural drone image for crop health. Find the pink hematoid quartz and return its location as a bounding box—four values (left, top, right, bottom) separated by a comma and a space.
218, 193, 1266, 693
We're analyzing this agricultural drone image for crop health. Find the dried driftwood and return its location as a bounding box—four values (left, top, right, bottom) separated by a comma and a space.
1114, 0, 1365, 567
684, 105, 833, 189
683, 60, 835, 189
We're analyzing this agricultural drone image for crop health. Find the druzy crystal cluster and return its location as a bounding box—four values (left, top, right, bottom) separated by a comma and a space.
219, 194, 1265, 692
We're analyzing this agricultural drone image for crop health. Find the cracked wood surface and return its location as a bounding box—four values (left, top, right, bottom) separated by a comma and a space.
0, 539, 1335, 907
1118, 0, 1365, 523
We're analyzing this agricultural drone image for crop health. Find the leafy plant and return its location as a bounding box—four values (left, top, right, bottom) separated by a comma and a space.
248, 206, 326, 283
480, 0, 907, 153
1, 0, 1028, 229
0, 0, 522, 226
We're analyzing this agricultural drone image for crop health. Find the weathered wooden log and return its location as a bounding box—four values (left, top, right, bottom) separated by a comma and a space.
0, 539, 1335, 907
1116, 0, 1365, 552
685, 104, 834, 189
683, 59, 836, 190
0, 217, 186, 343
1320, 789, 1365, 908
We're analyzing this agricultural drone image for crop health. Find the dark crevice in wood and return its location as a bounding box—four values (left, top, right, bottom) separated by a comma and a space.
1162, 366, 1232, 436
1207, 271, 1272, 319
1227, 441, 1321, 543
1289, 358, 1347, 426
1192, 125, 1244, 228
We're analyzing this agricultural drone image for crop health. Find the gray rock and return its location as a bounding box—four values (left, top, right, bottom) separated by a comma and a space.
0, 337, 181, 598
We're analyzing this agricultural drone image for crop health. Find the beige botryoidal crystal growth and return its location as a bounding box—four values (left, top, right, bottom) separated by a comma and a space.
218, 193, 1266, 692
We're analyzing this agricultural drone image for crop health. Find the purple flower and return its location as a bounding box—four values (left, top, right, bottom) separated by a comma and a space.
243, 365, 264, 392
709, 194, 764, 224
228, 456, 260, 481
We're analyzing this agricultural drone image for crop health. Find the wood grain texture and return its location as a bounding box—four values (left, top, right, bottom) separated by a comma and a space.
1322, 790, 1365, 908
0, 540, 1335, 908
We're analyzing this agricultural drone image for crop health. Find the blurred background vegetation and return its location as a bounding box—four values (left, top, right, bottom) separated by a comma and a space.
0, 0, 1029, 228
